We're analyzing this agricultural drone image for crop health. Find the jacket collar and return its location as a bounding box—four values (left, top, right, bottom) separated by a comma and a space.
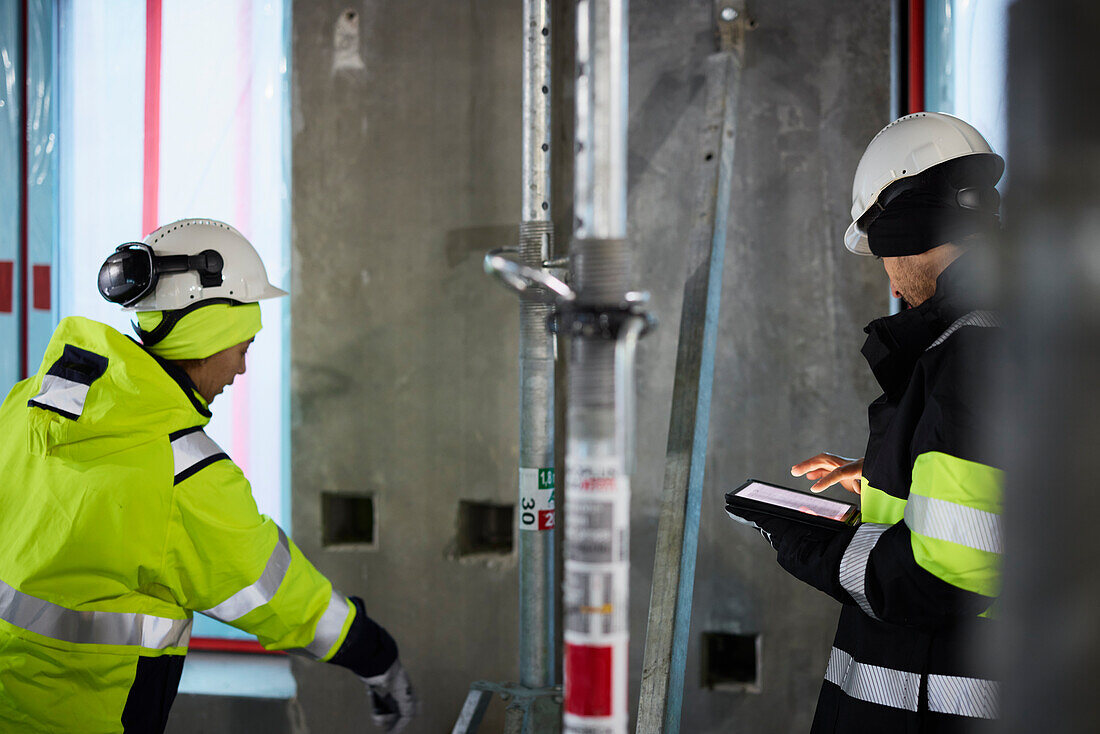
860, 253, 980, 395
133, 338, 212, 419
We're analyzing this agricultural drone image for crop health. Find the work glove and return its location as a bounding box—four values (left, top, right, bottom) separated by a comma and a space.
726, 505, 856, 604
361, 658, 418, 733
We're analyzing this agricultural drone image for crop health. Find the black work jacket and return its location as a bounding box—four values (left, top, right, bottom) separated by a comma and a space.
782, 256, 1004, 734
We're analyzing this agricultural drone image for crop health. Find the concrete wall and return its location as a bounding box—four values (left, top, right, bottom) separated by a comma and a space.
167, 1, 888, 732
290, 2, 525, 732
626, 3, 889, 731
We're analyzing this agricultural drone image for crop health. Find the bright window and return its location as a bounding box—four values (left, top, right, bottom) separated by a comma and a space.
59, 0, 292, 685
925, 0, 1011, 172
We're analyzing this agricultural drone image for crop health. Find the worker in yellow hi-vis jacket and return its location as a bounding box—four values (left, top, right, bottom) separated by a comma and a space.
0, 219, 416, 733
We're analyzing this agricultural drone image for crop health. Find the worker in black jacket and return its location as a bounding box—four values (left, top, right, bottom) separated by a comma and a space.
727, 112, 1005, 732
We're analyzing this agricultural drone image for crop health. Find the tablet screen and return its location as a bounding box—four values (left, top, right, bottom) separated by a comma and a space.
733, 481, 855, 521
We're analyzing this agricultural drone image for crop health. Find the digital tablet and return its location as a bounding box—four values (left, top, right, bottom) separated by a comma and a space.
725, 479, 861, 530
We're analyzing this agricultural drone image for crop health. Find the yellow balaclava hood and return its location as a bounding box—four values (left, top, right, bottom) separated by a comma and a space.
136, 302, 262, 360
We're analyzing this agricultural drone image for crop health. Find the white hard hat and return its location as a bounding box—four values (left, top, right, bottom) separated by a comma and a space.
97, 218, 287, 310
844, 112, 1004, 255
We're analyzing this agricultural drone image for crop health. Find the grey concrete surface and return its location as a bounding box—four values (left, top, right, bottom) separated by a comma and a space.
166, 694, 293, 734
169, 1, 888, 732
626, 3, 889, 731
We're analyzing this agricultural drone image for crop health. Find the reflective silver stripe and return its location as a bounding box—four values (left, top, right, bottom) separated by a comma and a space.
928, 673, 1000, 719
171, 430, 226, 480
0, 576, 191, 649
202, 527, 292, 622
928, 310, 1000, 350
905, 493, 1003, 554
303, 591, 351, 659
31, 375, 91, 418
839, 522, 890, 620
825, 647, 920, 712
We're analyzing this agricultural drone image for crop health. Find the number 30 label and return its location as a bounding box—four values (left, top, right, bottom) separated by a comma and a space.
520, 467, 556, 531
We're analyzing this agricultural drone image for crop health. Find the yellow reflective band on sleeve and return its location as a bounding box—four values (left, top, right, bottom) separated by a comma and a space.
0, 576, 191, 650
908, 451, 1004, 597
911, 451, 1003, 515
860, 481, 908, 524
201, 527, 292, 623
906, 534, 1003, 598
910, 533, 1000, 597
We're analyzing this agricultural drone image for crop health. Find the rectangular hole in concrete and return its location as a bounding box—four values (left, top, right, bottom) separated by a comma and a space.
322, 493, 375, 547
702, 631, 760, 692
457, 501, 514, 556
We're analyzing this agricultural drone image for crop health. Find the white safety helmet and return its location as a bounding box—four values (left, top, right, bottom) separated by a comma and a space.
97, 218, 287, 310
844, 112, 1004, 255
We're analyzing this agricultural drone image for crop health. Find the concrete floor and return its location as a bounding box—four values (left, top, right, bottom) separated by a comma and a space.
167, 1, 889, 732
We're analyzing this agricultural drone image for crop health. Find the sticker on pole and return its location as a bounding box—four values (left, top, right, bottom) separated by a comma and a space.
567, 457, 620, 493
519, 467, 556, 531
564, 642, 613, 717
564, 566, 629, 636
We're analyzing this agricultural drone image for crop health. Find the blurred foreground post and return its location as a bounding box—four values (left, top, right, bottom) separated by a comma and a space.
1000, 2, 1100, 732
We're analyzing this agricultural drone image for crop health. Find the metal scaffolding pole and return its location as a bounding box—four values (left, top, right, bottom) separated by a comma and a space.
457, 1, 561, 731
518, 0, 557, 697
563, 1, 646, 733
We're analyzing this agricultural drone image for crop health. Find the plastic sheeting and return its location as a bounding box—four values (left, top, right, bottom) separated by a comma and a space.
58, 0, 291, 654
0, 0, 58, 395
0, 1, 20, 392
924, 0, 1010, 170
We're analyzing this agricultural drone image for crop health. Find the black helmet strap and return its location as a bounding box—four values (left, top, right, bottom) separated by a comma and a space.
133, 297, 244, 348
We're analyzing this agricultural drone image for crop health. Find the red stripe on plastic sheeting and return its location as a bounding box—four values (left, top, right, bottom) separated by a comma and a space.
231, 1, 253, 476
565, 642, 613, 717
18, 0, 28, 377
142, 0, 162, 236
908, 0, 925, 113
0, 261, 13, 313
32, 264, 49, 310
188, 637, 285, 655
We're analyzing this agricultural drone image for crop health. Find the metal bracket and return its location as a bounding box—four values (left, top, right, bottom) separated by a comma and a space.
487, 245, 655, 340
452, 681, 562, 734
715, 0, 754, 52
548, 293, 656, 341
484, 248, 576, 304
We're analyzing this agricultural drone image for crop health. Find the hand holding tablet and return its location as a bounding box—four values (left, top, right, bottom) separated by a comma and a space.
725, 478, 860, 531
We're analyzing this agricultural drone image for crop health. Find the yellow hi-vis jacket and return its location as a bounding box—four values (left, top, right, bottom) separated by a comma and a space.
0, 317, 355, 732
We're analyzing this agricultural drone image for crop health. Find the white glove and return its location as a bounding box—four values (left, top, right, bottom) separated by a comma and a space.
361, 659, 418, 733
725, 507, 774, 546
